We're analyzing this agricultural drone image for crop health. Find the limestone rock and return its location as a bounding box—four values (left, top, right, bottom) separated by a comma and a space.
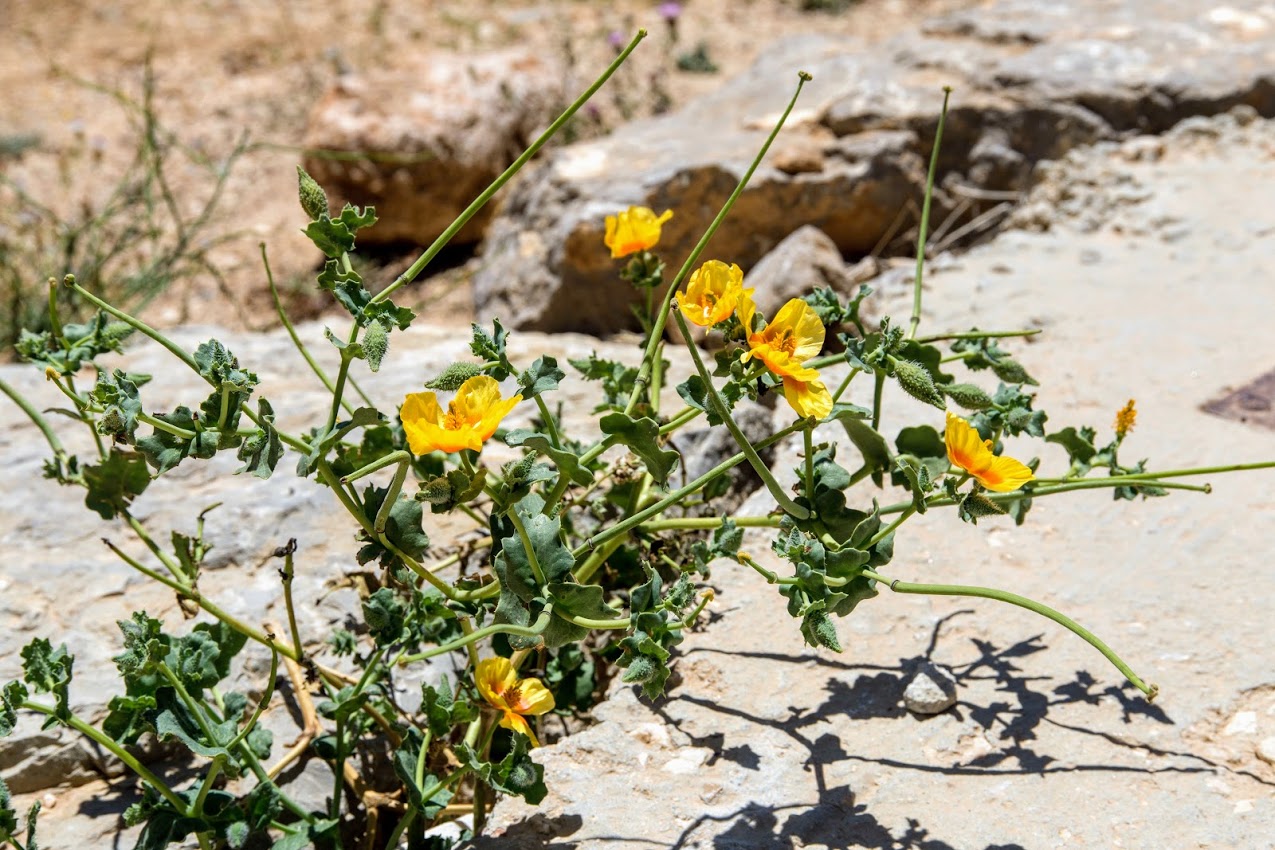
745, 225, 853, 316
302, 49, 566, 246
903, 662, 958, 715
474, 0, 1275, 335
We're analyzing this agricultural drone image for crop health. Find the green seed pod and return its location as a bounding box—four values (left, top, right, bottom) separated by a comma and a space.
942, 382, 994, 411
362, 319, 388, 373
418, 476, 454, 505
424, 362, 483, 391
991, 357, 1036, 386
296, 165, 329, 221
962, 492, 1008, 519
802, 610, 842, 652
621, 655, 658, 684
891, 359, 946, 409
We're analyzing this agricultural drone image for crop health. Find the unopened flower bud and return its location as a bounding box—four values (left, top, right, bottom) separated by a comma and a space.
296, 165, 329, 221
424, 362, 483, 391
362, 320, 388, 373
891, 359, 945, 409
942, 382, 994, 411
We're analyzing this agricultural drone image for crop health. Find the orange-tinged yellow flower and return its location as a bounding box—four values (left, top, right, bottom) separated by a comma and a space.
944, 412, 1034, 493
677, 260, 744, 327
400, 376, 520, 455
475, 657, 555, 747
739, 290, 826, 380
604, 206, 673, 258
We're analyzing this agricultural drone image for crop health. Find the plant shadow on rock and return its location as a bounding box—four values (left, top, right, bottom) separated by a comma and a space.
489, 611, 1274, 849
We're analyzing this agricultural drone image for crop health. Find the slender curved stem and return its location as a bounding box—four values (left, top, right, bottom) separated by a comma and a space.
624, 70, 812, 416
0, 375, 67, 467
575, 420, 806, 556
398, 608, 553, 664
908, 87, 951, 341
373, 30, 649, 305
506, 503, 547, 586
862, 569, 1157, 699
918, 328, 1041, 343
22, 701, 186, 810
673, 308, 809, 519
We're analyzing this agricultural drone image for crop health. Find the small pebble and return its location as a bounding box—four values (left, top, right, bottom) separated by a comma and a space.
904, 662, 958, 715
42, 792, 57, 809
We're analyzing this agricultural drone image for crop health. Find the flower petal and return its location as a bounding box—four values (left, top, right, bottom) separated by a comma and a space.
499, 710, 540, 747
945, 412, 1034, 491
476, 657, 517, 712
401, 392, 446, 455
783, 374, 833, 419
975, 455, 1035, 492
509, 678, 556, 717
770, 299, 826, 361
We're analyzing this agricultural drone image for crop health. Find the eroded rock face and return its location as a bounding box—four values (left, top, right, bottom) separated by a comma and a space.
474, 0, 1275, 334
302, 49, 566, 246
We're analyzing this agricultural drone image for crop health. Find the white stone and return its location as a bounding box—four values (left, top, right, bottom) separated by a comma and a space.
904, 663, 958, 715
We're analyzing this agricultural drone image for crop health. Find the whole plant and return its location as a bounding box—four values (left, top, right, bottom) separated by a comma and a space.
3, 32, 1273, 850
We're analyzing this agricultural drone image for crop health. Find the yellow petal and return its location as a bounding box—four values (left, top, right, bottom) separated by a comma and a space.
770, 299, 826, 361
737, 287, 759, 336
475, 657, 517, 712
499, 711, 540, 747
509, 678, 556, 717
945, 412, 1033, 492
477, 393, 522, 442
453, 376, 502, 422
679, 260, 744, 327
783, 374, 833, 419
976, 455, 1036, 492
401, 392, 445, 455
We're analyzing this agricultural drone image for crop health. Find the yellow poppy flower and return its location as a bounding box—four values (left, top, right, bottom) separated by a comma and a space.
739, 290, 826, 380
475, 657, 556, 747
604, 206, 673, 259
677, 260, 744, 327
944, 412, 1034, 492
400, 376, 521, 455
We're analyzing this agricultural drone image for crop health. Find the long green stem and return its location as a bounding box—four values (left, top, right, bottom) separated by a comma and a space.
862, 569, 1157, 699
372, 31, 648, 306
623, 70, 812, 416
866, 503, 916, 548
22, 701, 187, 810
398, 608, 553, 665
674, 308, 809, 519
0, 375, 67, 468
875, 461, 1275, 515
918, 328, 1041, 343
224, 649, 279, 752
908, 87, 951, 341
640, 516, 784, 532
261, 242, 357, 415
190, 755, 225, 818
573, 533, 628, 583
138, 410, 196, 440
280, 546, 305, 666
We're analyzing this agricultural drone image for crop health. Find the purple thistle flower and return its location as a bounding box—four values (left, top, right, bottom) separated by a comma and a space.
658, 1, 683, 21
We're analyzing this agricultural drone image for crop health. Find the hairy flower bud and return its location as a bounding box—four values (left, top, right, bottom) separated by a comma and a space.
424, 362, 483, 391
418, 476, 454, 505
802, 610, 842, 652
891, 359, 945, 409
362, 320, 388, 373
942, 382, 994, 411
296, 165, 329, 221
